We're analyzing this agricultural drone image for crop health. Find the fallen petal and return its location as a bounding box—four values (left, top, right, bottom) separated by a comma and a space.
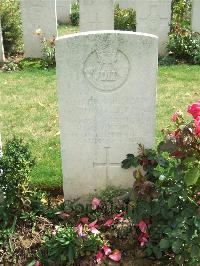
108, 250, 121, 262
102, 245, 112, 255
104, 219, 114, 226
92, 197, 101, 210
96, 251, 104, 263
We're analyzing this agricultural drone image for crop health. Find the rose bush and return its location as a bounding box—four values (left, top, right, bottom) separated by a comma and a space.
122, 100, 200, 265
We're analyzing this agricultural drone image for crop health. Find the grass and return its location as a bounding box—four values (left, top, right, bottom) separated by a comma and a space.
58, 24, 79, 36
0, 65, 199, 189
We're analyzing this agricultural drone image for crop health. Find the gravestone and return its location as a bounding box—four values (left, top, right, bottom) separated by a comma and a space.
56, 31, 158, 199
115, 0, 136, 9
135, 0, 172, 55
20, 0, 57, 58
192, 0, 200, 32
57, 0, 71, 24
80, 0, 114, 31
0, 19, 5, 62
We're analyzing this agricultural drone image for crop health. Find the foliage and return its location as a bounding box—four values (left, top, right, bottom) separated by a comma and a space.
0, 138, 35, 215
34, 29, 56, 68
122, 101, 200, 265
171, 0, 192, 32
0, 0, 23, 55
40, 225, 104, 265
158, 54, 178, 66
2, 61, 19, 72
168, 29, 200, 64
114, 4, 136, 31
168, 0, 200, 64
70, 3, 79, 26
18, 58, 46, 70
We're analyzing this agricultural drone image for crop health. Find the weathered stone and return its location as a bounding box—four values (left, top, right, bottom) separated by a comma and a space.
56, 31, 158, 199
192, 0, 200, 32
80, 0, 114, 31
20, 0, 57, 58
57, 0, 71, 24
0, 19, 5, 63
135, 0, 172, 55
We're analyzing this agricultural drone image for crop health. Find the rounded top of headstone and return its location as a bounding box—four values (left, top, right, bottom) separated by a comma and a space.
56, 30, 159, 43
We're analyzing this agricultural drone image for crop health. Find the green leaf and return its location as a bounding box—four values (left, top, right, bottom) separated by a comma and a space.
153, 246, 162, 259
121, 158, 132, 169
191, 246, 200, 257
184, 167, 200, 186
159, 239, 170, 250
172, 240, 182, 254
67, 245, 75, 262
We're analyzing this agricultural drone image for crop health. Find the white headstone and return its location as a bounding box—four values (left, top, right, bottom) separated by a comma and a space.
80, 0, 114, 32
20, 0, 57, 58
135, 0, 172, 55
56, 31, 158, 199
0, 19, 5, 63
192, 0, 200, 32
57, 0, 71, 24
115, 0, 136, 9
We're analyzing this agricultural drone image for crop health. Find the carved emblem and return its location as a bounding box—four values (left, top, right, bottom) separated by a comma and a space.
83, 35, 130, 92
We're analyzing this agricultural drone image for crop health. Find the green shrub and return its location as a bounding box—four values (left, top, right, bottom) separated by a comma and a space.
0, 0, 23, 55
40, 226, 104, 264
70, 3, 79, 26
114, 4, 136, 31
168, 29, 200, 64
0, 138, 35, 213
122, 102, 200, 265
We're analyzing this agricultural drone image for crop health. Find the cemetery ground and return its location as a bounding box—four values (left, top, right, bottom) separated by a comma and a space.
0, 64, 199, 190
0, 64, 200, 265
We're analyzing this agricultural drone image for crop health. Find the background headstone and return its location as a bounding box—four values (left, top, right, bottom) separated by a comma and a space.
80, 0, 114, 31
0, 19, 5, 62
57, 0, 71, 24
135, 0, 172, 55
56, 31, 158, 199
192, 0, 200, 32
115, 0, 136, 9
20, 0, 57, 58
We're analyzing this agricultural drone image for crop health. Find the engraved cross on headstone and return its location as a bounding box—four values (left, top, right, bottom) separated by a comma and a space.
88, 13, 104, 29
93, 147, 121, 185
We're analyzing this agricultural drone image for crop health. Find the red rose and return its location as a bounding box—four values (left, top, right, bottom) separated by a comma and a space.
194, 116, 200, 136
188, 100, 200, 119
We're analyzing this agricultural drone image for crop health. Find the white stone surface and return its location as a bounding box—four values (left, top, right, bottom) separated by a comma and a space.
192, 0, 200, 32
57, 0, 71, 24
0, 19, 5, 62
20, 0, 57, 58
56, 31, 158, 199
115, 0, 136, 9
80, 0, 114, 31
135, 0, 172, 55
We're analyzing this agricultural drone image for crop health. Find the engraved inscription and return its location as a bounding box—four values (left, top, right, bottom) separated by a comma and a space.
83, 36, 130, 92
93, 147, 121, 185
147, 5, 160, 31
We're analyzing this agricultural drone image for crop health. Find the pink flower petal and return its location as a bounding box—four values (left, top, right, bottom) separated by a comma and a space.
138, 232, 149, 247
35, 262, 42, 266
137, 220, 147, 233
88, 219, 98, 228
108, 250, 121, 262
96, 251, 104, 263
74, 223, 86, 237
90, 227, 100, 234
197, 192, 200, 196
104, 219, 114, 226
55, 211, 70, 220
92, 197, 101, 210
102, 245, 112, 255
113, 211, 125, 220
80, 217, 89, 224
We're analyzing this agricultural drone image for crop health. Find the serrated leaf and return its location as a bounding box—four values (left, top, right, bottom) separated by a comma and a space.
184, 167, 200, 186
172, 240, 182, 254
159, 239, 170, 250
121, 158, 131, 169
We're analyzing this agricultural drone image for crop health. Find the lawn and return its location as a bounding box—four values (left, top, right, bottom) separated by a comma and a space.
0, 65, 199, 190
